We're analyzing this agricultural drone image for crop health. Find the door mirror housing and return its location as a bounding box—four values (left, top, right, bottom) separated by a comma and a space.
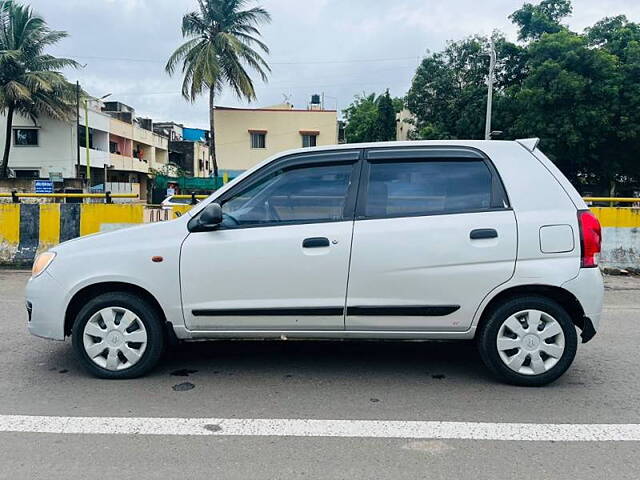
189, 203, 223, 232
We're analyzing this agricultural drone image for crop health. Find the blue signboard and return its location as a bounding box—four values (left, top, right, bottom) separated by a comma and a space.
34, 180, 54, 194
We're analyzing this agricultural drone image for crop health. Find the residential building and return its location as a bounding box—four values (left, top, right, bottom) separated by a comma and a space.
213, 98, 338, 176
153, 122, 212, 178
168, 140, 211, 178
0, 98, 171, 201
153, 122, 184, 142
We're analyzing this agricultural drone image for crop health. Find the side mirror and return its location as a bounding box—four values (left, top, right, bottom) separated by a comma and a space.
188, 203, 223, 232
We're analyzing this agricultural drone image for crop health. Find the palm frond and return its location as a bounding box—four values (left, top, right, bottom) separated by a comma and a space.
231, 31, 269, 53
165, 37, 201, 75
5, 80, 31, 102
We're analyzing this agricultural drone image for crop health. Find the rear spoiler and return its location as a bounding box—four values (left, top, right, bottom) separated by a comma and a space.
516, 138, 540, 152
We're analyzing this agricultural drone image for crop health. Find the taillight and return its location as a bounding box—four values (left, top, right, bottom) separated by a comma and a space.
578, 210, 602, 268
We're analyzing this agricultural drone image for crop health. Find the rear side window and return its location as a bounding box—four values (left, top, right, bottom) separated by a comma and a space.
364, 159, 495, 218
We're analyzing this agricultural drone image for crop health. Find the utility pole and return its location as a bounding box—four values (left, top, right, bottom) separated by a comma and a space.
84, 99, 91, 184
76, 81, 80, 177
484, 38, 497, 140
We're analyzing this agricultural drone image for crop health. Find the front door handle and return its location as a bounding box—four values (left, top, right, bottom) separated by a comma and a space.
303, 237, 330, 248
470, 229, 498, 240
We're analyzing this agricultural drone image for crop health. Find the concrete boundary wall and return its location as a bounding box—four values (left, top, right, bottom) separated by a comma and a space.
591, 207, 640, 270
1, 205, 638, 268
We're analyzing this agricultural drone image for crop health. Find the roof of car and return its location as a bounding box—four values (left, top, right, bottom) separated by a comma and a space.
271, 139, 535, 157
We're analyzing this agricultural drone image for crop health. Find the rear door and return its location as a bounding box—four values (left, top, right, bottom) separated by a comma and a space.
345, 147, 517, 331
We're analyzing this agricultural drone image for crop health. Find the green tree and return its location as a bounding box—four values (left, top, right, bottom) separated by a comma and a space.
510, 0, 572, 41
343, 91, 404, 143
343, 93, 379, 143
586, 16, 640, 194
0, 0, 79, 178
166, 0, 271, 177
375, 90, 396, 142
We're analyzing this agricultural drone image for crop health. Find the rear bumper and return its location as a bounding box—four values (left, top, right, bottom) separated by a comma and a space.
562, 267, 604, 339
25, 271, 66, 341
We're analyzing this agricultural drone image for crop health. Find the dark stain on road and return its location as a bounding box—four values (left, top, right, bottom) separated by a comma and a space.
172, 382, 196, 392
58, 369, 68, 374
204, 424, 222, 433
370, 398, 380, 403
170, 369, 198, 377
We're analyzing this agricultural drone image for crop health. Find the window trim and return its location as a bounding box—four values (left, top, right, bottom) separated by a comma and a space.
354, 146, 511, 221
249, 130, 267, 149
209, 149, 364, 231
13, 128, 39, 147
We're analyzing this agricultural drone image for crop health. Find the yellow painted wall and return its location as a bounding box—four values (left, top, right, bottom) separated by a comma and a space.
39, 204, 61, 247
0, 204, 20, 244
591, 207, 640, 228
214, 108, 338, 171
79, 204, 145, 236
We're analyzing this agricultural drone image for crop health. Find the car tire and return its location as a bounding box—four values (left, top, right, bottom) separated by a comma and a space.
477, 296, 578, 387
72, 292, 165, 379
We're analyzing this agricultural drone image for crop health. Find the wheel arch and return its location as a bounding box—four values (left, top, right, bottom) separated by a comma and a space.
64, 282, 168, 337
477, 284, 586, 333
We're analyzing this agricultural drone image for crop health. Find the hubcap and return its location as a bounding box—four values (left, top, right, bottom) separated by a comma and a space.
496, 309, 565, 376
82, 307, 148, 371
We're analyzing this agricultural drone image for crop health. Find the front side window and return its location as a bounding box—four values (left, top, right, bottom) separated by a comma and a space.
250, 132, 266, 149
14, 128, 38, 146
364, 159, 494, 218
221, 162, 354, 227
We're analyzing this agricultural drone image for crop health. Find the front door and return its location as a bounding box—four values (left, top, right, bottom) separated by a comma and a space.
345, 147, 517, 331
180, 150, 361, 331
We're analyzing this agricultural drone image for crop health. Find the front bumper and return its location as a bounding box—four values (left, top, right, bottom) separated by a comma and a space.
25, 271, 66, 341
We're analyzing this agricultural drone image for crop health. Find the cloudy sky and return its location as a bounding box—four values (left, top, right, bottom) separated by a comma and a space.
27, 0, 640, 128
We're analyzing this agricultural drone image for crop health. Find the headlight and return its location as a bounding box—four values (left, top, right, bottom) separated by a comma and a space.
32, 252, 56, 278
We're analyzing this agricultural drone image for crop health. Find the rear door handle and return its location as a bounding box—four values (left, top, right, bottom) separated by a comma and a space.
303, 237, 330, 248
470, 229, 498, 240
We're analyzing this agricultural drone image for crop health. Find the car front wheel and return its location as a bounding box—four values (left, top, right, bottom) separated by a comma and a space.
72, 292, 165, 379
477, 296, 578, 387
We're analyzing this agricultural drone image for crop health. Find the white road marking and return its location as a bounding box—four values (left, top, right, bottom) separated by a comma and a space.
0, 415, 639, 441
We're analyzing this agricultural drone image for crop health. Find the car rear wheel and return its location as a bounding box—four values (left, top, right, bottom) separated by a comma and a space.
72, 292, 165, 379
477, 296, 578, 387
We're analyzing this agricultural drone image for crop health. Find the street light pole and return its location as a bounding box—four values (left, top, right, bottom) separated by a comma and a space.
76, 81, 80, 177
84, 99, 91, 184
484, 38, 497, 141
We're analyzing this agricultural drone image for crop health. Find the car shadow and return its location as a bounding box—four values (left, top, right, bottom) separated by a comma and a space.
160, 339, 492, 382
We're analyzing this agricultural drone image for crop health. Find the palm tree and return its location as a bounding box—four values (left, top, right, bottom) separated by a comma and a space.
166, 0, 271, 178
0, 0, 80, 178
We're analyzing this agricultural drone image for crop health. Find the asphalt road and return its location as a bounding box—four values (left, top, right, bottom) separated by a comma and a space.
1, 270, 639, 479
